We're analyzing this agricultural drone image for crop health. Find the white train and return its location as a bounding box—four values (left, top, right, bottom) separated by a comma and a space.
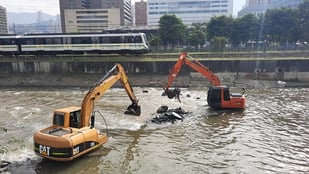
0, 33, 150, 55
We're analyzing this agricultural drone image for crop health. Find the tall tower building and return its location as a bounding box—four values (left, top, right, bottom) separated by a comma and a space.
238, 0, 304, 17
0, 6, 8, 34
147, 0, 233, 26
135, 0, 147, 26
59, 0, 132, 32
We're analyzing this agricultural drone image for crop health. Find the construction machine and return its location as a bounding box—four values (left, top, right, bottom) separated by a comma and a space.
33, 64, 141, 161
163, 52, 245, 109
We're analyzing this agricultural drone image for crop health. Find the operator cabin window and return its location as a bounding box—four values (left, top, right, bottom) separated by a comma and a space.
53, 113, 65, 126
69, 110, 81, 128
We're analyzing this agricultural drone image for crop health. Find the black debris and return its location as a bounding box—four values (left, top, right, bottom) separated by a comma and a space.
151, 107, 189, 124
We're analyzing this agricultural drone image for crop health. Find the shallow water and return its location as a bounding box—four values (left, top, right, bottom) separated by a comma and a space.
0, 87, 308, 174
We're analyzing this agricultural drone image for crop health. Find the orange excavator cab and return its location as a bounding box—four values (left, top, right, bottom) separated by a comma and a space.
163, 52, 245, 109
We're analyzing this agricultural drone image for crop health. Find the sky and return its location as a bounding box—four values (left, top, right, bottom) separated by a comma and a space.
0, 0, 246, 16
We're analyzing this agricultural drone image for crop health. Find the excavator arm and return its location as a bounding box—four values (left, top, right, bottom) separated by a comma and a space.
163, 52, 221, 100
80, 64, 140, 127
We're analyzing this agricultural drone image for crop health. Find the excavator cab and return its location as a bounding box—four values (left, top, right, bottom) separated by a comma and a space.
207, 86, 245, 109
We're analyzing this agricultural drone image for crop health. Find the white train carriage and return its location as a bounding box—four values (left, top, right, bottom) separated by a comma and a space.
19, 33, 149, 54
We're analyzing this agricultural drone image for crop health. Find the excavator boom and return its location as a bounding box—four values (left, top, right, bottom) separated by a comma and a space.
163, 52, 220, 99
80, 64, 140, 127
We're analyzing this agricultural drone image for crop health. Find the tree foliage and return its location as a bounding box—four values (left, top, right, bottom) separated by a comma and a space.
187, 23, 207, 50
206, 16, 234, 41
298, 0, 309, 41
158, 15, 186, 49
211, 36, 229, 52
264, 8, 299, 43
153, 1, 309, 52
231, 14, 259, 45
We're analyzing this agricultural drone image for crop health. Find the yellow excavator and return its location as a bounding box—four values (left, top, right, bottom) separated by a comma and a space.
33, 64, 141, 161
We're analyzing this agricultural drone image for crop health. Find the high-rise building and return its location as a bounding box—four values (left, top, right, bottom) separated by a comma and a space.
135, 0, 147, 26
59, 0, 132, 32
0, 6, 8, 34
147, 0, 233, 26
238, 0, 304, 17
270, 0, 304, 9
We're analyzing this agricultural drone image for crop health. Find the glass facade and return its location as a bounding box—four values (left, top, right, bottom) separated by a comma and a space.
147, 0, 233, 26
239, 0, 304, 17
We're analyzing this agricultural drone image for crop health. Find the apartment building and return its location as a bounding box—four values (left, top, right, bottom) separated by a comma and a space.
135, 0, 147, 26
0, 6, 8, 34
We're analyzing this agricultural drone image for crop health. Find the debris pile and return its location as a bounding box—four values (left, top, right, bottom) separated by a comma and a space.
151, 106, 189, 124
0, 160, 11, 173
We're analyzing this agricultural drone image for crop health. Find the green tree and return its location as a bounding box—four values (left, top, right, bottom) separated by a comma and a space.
206, 15, 234, 41
298, 0, 309, 42
231, 14, 259, 46
148, 34, 161, 51
158, 15, 186, 50
187, 23, 207, 51
211, 36, 228, 52
264, 8, 299, 44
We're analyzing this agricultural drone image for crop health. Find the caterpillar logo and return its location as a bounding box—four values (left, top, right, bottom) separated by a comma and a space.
39, 145, 51, 156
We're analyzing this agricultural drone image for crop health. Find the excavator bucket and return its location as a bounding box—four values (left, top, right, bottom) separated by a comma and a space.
164, 88, 181, 103
124, 103, 141, 116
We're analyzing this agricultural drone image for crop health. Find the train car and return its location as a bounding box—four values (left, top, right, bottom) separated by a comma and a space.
0, 35, 20, 55
0, 33, 149, 55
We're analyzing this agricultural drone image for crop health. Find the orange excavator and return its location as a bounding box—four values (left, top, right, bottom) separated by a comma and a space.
33, 64, 141, 161
163, 52, 245, 109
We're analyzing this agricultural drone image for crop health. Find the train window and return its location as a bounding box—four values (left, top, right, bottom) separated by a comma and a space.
63, 37, 71, 44
91, 37, 99, 44
122, 36, 132, 43
72, 37, 91, 44
0, 38, 15, 45
134, 36, 142, 43
24, 39, 35, 45
46, 38, 62, 44
100, 37, 110, 43
110, 36, 121, 43
36, 38, 45, 44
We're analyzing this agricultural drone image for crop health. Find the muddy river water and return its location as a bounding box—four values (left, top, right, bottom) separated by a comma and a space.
0, 87, 308, 174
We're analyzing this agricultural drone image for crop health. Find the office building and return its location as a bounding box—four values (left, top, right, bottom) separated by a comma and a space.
147, 0, 233, 26
135, 0, 147, 26
59, 0, 132, 32
64, 9, 121, 32
238, 0, 304, 17
270, 0, 304, 9
0, 6, 8, 34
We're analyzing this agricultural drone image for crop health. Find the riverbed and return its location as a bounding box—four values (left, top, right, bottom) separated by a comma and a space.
0, 87, 308, 173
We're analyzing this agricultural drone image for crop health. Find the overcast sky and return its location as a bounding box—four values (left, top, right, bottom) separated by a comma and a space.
1, 0, 246, 16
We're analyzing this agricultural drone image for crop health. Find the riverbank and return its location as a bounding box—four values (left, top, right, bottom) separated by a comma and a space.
1, 73, 309, 89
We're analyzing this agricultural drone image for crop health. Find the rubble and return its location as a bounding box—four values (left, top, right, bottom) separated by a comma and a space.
151, 106, 189, 124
